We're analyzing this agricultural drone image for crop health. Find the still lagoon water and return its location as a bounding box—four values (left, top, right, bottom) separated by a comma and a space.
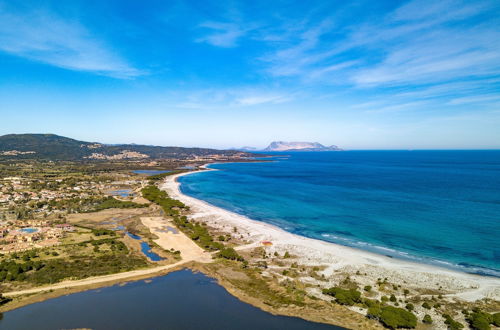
0, 270, 341, 330
180, 151, 500, 276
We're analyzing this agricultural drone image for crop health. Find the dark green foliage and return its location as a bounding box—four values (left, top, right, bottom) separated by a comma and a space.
217, 247, 244, 262
467, 311, 494, 330
378, 306, 417, 329
142, 186, 221, 251
443, 314, 464, 330
493, 313, 500, 327
91, 228, 116, 236
0, 238, 138, 285
47, 196, 145, 213
423, 314, 433, 324
390, 294, 397, 302
363, 298, 380, 308
0, 133, 250, 160
422, 301, 431, 309
91, 197, 147, 211
364, 285, 372, 292
405, 303, 414, 311
26, 255, 147, 284
141, 185, 186, 216
322, 287, 361, 306
0, 294, 12, 306
367, 306, 382, 319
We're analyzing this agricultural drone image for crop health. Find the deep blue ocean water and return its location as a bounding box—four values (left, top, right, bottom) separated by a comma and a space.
179, 151, 500, 277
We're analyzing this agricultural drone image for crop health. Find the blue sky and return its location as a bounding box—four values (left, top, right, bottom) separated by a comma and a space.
1, 0, 499, 149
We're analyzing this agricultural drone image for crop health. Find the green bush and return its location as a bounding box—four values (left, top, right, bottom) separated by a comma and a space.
468, 311, 493, 330
364, 285, 372, 292
422, 301, 431, 309
217, 247, 244, 262
141, 185, 221, 251
423, 314, 432, 324
322, 287, 361, 306
92, 228, 116, 236
363, 298, 380, 308
0, 294, 11, 306
367, 306, 381, 319
443, 314, 464, 330
378, 306, 417, 329
92, 197, 147, 211
405, 303, 414, 311
493, 313, 500, 327
390, 294, 397, 302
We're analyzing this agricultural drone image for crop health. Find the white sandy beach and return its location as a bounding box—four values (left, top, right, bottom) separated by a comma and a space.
161, 168, 500, 303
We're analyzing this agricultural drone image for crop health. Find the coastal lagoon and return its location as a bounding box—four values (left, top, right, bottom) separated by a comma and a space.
179, 151, 500, 276
126, 232, 164, 261
0, 270, 341, 330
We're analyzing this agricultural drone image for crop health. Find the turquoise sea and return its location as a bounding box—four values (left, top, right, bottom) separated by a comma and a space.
179, 151, 500, 277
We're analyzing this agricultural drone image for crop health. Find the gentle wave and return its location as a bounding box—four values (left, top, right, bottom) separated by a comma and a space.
180, 151, 500, 278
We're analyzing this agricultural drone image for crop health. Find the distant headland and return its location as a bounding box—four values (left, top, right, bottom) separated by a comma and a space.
239, 141, 342, 152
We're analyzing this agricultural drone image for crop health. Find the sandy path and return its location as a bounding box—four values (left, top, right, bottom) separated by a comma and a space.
162, 170, 500, 302
141, 216, 210, 262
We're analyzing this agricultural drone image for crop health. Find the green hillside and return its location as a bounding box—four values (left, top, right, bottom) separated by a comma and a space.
0, 134, 248, 160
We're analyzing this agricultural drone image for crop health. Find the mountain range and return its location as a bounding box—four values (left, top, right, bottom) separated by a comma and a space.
0, 134, 250, 161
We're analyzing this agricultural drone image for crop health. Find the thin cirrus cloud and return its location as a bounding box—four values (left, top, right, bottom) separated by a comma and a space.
196, 21, 251, 48
171, 87, 294, 110
0, 7, 142, 78
256, 0, 500, 89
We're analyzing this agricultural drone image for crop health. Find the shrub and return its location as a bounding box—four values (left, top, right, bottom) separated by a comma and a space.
468, 311, 493, 330
493, 313, 500, 327
443, 314, 464, 330
0, 294, 11, 306
367, 306, 381, 319
422, 301, 431, 309
364, 285, 372, 292
378, 306, 417, 329
217, 247, 244, 262
322, 287, 361, 306
423, 314, 432, 324
390, 294, 397, 302
363, 299, 380, 308
405, 303, 414, 311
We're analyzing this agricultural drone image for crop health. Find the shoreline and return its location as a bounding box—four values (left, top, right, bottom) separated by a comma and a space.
163, 166, 500, 302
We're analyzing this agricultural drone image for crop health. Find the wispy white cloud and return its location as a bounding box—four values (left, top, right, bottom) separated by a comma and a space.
235, 94, 292, 106
363, 101, 431, 114
0, 5, 142, 78
171, 88, 294, 109
254, 0, 500, 94
196, 21, 254, 47
448, 94, 500, 105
